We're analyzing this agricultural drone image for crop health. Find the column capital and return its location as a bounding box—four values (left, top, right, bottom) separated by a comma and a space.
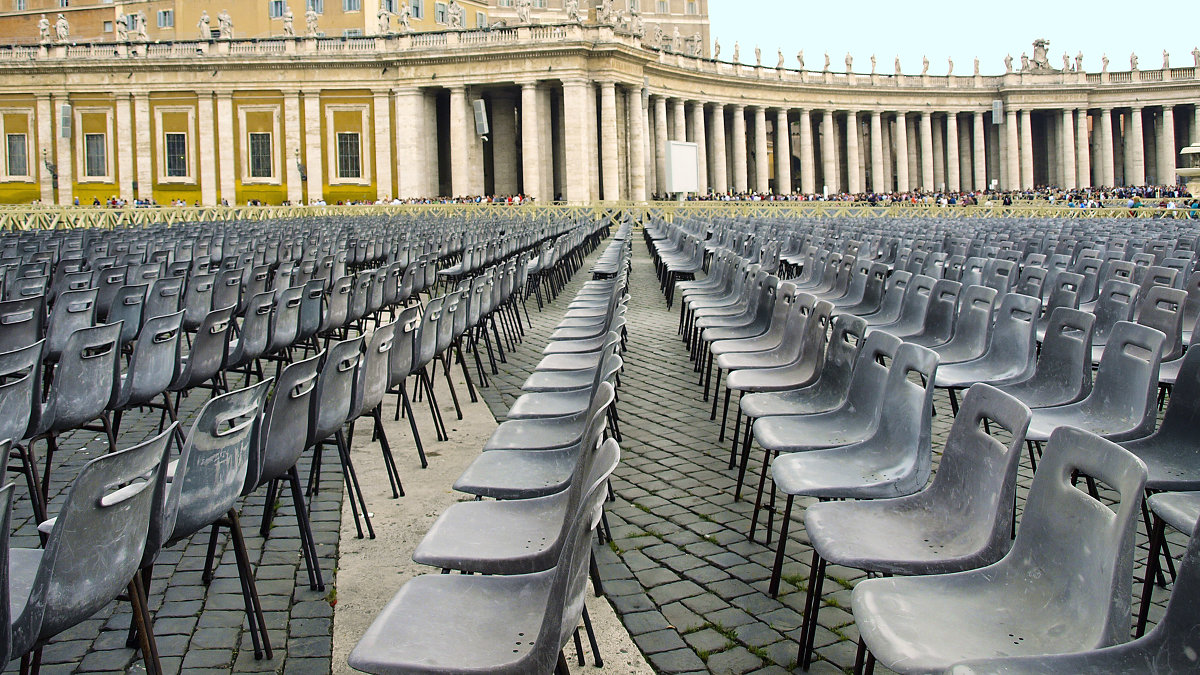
517, 79, 541, 90
729, 103, 746, 111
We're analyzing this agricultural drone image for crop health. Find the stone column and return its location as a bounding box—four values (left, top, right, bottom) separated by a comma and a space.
881, 117, 894, 191
214, 92, 235, 205
869, 112, 884, 193
394, 89, 424, 199
894, 112, 910, 192
1005, 109, 1020, 190
753, 106, 769, 193
1099, 108, 1115, 186
520, 82, 543, 201
691, 102, 708, 194
562, 79, 590, 202
932, 115, 946, 190
845, 110, 861, 194
917, 111, 933, 190
798, 109, 816, 194
957, 115, 973, 190
283, 90, 303, 205
587, 84, 599, 200
52, 93, 72, 206
35, 94, 54, 204
490, 94, 519, 196
133, 92, 152, 202
672, 98, 686, 142
654, 95, 669, 195
730, 104, 748, 192
820, 109, 837, 193
373, 89, 393, 200
945, 112, 960, 191
303, 91, 326, 203
1129, 106, 1146, 186
115, 93, 135, 204
196, 92, 217, 206
1076, 109, 1091, 188
449, 86, 470, 197
1019, 109, 1034, 189
972, 111, 987, 190
710, 103, 728, 194
1060, 109, 1077, 190
775, 109, 791, 194
906, 117, 920, 189
627, 86, 647, 202
1160, 105, 1176, 185
598, 82, 620, 200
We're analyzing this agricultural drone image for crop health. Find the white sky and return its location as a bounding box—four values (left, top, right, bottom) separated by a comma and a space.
706, 0, 1199, 75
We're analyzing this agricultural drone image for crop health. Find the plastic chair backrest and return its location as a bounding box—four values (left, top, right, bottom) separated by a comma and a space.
229, 291, 274, 367
437, 291, 462, 355
0, 340, 42, 443
250, 352, 322, 490
413, 296, 444, 371
11, 428, 169, 654
388, 305, 421, 388
115, 310, 182, 410
1093, 278, 1139, 344
353, 319, 396, 420
162, 380, 271, 545
144, 276, 183, 321
267, 286, 302, 354
1135, 285, 1186, 361
0, 483, 13, 665
297, 279, 325, 343
0, 296, 44, 354
172, 306, 233, 391
38, 322, 122, 433
1005, 426, 1148, 647
321, 275, 351, 334
1084, 321, 1166, 440
181, 272, 216, 330
312, 336, 363, 444
212, 268, 242, 315
45, 288, 97, 361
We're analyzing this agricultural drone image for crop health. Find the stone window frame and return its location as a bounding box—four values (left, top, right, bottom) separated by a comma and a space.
323, 103, 371, 186
73, 106, 114, 183
0, 108, 34, 183
153, 105, 197, 185
237, 104, 282, 185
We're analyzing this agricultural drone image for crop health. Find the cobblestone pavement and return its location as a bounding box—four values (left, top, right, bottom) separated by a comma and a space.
8, 367, 344, 674
480, 229, 1186, 675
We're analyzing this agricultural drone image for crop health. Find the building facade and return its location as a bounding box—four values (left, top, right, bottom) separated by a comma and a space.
0, 23, 1195, 205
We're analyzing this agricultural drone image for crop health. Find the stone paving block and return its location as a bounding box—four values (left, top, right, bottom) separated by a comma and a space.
704, 646, 763, 674
648, 648, 710, 674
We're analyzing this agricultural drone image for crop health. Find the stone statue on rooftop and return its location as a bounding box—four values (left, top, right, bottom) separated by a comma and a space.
1193, 47, 1200, 68
54, 13, 69, 42
755, 45, 761, 66
823, 51, 830, 72
1020, 52, 1029, 71
796, 49, 804, 70
1101, 53, 1109, 73
973, 57, 980, 75
732, 42, 739, 63
1075, 51, 1083, 72
397, 3, 411, 32
306, 8, 320, 35
1004, 54, 1013, 73
516, 0, 532, 25
712, 39, 719, 59
282, 7, 295, 36
1130, 52, 1138, 70
565, 0, 581, 23
630, 8, 643, 36
870, 54, 876, 74
845, 52, 853, 72
198, 10, 211, 39
115, 14, 129, 41
1031, 38, 1050, 69
37, 14, 50, 44
895, 55, 901, 75
1163, 49, 1169, 69
947, 56, 953, 75
777, 48, 784, 69
217, 9, 233, 39
378, 7, 390, 33
921, 55, 929, 75
448, 0, 464, 28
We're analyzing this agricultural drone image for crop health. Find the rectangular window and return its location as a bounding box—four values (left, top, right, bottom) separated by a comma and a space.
157, 9, 173, 27
269, 0, 285, 17
343, 28, 362, 36
434, 2, 446, 23
58, 0, 67, 7
410, 0, 423, 19
14, 0, 26, 10
498, 0, 511, 5
381, 0, 395, 10
6, 134, 27, 176
164, 132, 187, 177
84, 133, 106, 177
103, 21, 113, 32
307, 0, 323, 12
532, 0, 546, 7
656, 0, 668, 13
629, 0, 639, 11
336, 132, 361, 179
248, 133, 272, 178
343, 0, 360, 10
476, 11, 485, 27
686, 0, 697, 14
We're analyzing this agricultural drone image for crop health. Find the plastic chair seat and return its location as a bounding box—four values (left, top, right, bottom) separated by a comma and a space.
1148, 491, 1200, 534
753, 410, 877, 452
482, 414, 587, 451
453, 446, 578, 500
505, 390, 592, 419
807, 506, 999, 575
535, 351, 607, 371
770, 442, 930, 500
738, 386, 845, 419
521, 369, 595, 392
1027, 404, 1142, 441
413, 489, 572, 573
350, 570, 552, 674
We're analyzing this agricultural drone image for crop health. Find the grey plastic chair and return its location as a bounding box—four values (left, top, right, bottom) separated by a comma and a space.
931, 285, 998, 365
935, 293, 1040, 414
900, 279, 961, 348
765, 342, 939, 590
160, 380, 273, 660
0, 296, 43, 354
348, 319, 404, 501
110, 310, 183, 440
349, 437, 617, 675
792, 384, 1031, 669
1088, 278, 1139, 364
1135, 489, 1200, 637
143, 276, 183, 321
30, 322, 122, 505
1135, 284, 1187, 363
864, 274, 937, 338
242, 353, 326, 591
1035, 271, 1082, 343
10, 428, 170, 674
0, 340, 44, 521
995, 307, 1095, 412
167, 305, 233, 424
453, 381, 615, 501
108, 283, 147, 348
388, 304, 432, 465
952, 506, 1200, 674
0, 483, 13, 667
226, 290, 274, 381
44, 287, 97, 362
181, 272, 215, 332
852, 426, 1148, 674
1025, 320, 1165, 443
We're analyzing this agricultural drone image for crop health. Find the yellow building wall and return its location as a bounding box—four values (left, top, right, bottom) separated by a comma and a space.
71, 98, 118, 205
233, 93, 288, 205
0, 105, 40, 204
321, 93, 377, 204
149, 96, 202, 205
